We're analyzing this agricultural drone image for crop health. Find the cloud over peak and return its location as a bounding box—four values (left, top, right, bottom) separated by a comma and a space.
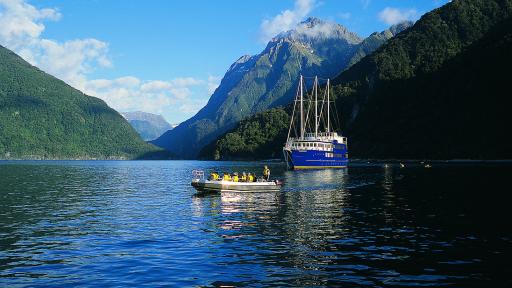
378, 7, 418, 25
259, 0, 316, 43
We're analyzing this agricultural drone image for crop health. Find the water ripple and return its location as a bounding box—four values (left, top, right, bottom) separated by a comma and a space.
1, 161, 511, 287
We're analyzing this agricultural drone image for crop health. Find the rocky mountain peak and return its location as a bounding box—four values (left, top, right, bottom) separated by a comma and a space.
271, 17, 362, 45
389, 20, 414, 36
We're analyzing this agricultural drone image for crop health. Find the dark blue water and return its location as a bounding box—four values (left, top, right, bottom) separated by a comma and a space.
0, 160, 511, 287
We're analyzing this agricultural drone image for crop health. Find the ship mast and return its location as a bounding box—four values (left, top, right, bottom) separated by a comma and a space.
327, 78, 330, 133
314, 76, 318, 138
300, 75, 304, 140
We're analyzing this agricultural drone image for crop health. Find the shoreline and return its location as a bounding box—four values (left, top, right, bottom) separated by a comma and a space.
2, 158, 512, 164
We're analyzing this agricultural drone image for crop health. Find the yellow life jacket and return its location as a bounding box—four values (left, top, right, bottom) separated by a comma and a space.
233, 175, 239, 182
263, 168, 270, 176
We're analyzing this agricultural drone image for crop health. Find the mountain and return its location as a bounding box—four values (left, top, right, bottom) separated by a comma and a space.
0, 45, 163, 160
347, 21, 413, 68
198, 108, 290, 160
122, 111, 173, 141
333, 0, 512, 159
153, 18, 410, 158
200, 0, 512, 160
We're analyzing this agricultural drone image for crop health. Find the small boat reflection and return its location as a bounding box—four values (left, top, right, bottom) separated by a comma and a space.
220, 191, 280, 215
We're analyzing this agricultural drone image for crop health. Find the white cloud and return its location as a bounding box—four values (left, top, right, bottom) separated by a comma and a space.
0, 0, 60, 49
115, 76, 140, 87
294, 20, 341, 39
0, 0, 215, 120
207, 75, 221, 94
179, 99, 208, 114
140, 80, 173, 92
361, 0, 371, 10
378, 7, 418, 25
82, 75, 209, 118
170, 77, 203, 87
260, 0, 316, 43
169, 87, 191, 100
338, 12, 351, 20
0, 0, 110, 92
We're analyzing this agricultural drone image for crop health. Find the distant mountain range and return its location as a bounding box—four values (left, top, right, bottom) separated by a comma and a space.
122, 111, 174, 141
0, 45, 162, 160
201, 0, 512, 160
152, 17, 412, 158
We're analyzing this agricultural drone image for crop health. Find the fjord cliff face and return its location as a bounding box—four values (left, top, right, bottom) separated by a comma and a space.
153, 18, 368, 158
333, 0, 512, 159
0, 45, 160, 159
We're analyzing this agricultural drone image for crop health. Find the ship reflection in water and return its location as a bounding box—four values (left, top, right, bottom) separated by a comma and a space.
1, 161, 511, 287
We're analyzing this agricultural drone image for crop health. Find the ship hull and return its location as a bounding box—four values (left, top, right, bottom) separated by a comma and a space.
283, 148, 348, 170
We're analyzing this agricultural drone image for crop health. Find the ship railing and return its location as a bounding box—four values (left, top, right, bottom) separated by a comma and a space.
192, 170, 205, 180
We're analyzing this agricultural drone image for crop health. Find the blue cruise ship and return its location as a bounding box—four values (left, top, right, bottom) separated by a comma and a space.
283, 75, 348, 169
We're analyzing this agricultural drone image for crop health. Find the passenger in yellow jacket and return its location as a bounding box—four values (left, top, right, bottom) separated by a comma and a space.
263, 166, 270, 181
233, 172, 239, 182
241, 172, 247, 182
222, 173, 231, 181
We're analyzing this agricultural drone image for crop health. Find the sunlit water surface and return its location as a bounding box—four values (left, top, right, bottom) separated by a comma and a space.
1, 160, 511, 287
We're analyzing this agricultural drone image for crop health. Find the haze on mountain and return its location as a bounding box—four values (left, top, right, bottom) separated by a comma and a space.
152, 17, 411, 158
201, 0, 512, 160
0, 45, 163, 160
122, 111, 173, 141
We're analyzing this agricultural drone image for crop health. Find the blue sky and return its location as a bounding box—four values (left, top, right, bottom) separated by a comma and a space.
0, 0, 450, 123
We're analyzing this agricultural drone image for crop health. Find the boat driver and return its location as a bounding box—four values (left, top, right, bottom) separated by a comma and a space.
263, 166, 270, 181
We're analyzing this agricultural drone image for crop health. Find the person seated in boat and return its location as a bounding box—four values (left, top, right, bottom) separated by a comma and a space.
263, 165, 270, 181
222, 172, 231, 181
247, 173, 254, 182
210, 171, 219, 181
241, 172, 247, 182
233, 172, 239, 182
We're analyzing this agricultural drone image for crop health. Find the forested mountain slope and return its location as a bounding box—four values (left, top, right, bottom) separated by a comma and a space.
0, 45, 161, 159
